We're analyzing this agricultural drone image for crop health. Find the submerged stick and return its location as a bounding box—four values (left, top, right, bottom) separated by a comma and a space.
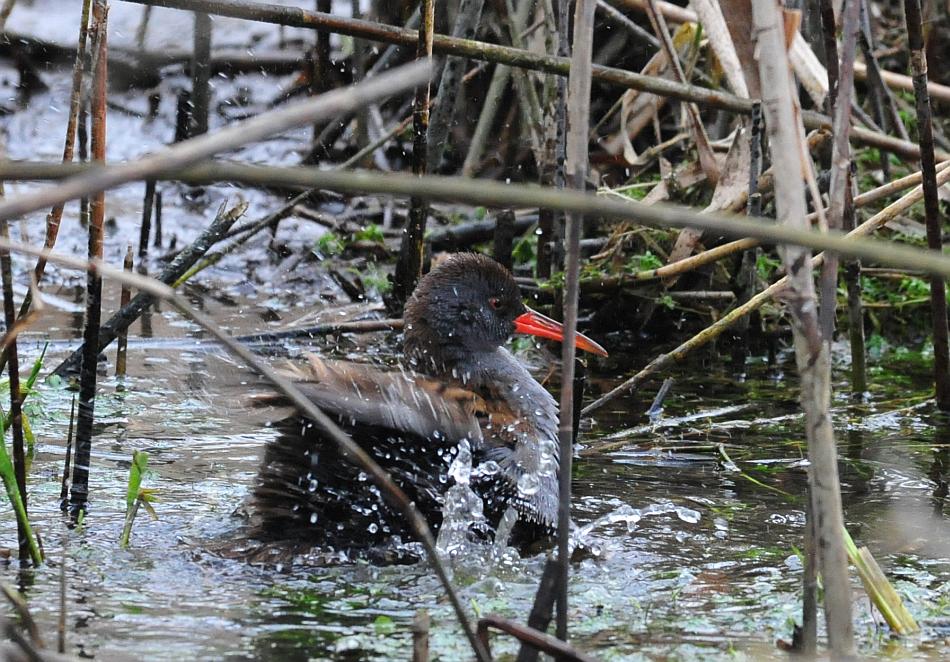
479, 615, 597, 662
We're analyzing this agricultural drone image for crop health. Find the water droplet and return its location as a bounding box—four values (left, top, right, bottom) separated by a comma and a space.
368, 523, 379, 533
310, 512, 318, 524
675, 507, 701, 524
517, 473, 540, 496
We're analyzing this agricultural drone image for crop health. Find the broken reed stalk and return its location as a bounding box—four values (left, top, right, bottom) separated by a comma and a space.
389, 0, 434, 311
751, 2, 853, 655
818, 0, 860, 343
138, 179, 156, 257
12, 0, 92, 326
53, 201, 245, 377
0, 214, 30, 563
120, 0, 943, 162
518, 558, 560, 662
556, 0, 596, 642
116, 245, 133, 378
478, 615, 598, 662
153, 191, 163, 248
0, 236, 491, 662
190, 11, 212, 137
237, 319, 403, 344
10, 159, 950, 280
903, 0, 950, 411
0, 60, 431, 223
70, 0, 109, 518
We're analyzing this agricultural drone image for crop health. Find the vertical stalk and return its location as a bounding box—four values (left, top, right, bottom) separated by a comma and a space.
116, 245, 133, 379
556, 0, 595, 643
153, 190, 163, 249
69, 0, 108, 518
843, 164, 867, 394
59, 397, 76, 509
138, 179, 155, 258
390, 0, 435, 310
751, 1, 854, 656
904, 0, 950, 411
0, 215, 28, 563
190, 12, 212, 137
818, 0, 860, 342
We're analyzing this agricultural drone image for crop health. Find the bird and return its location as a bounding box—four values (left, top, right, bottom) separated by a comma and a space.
247, 253, 607, 563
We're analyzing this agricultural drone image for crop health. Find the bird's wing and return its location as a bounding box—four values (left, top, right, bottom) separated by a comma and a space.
257, 354, 484, 445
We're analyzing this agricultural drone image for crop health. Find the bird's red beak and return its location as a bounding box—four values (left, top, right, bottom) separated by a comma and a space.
514, 307, 608, 357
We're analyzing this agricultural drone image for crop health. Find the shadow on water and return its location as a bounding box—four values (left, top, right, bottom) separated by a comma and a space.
2, 297, 950, 660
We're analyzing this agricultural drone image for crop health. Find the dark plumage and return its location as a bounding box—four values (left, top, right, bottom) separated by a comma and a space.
248, 253, 606, 561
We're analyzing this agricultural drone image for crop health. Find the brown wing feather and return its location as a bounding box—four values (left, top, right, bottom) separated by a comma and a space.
257, 354, 484, 446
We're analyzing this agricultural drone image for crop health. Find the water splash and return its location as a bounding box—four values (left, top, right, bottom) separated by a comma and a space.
573, 502, 703, 553
436, 439, 488, 560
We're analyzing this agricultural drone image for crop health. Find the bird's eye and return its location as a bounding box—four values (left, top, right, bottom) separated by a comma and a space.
488, 297, 501, 310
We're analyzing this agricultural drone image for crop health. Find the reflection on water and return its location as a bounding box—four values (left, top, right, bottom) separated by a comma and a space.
2, 297, 950, 660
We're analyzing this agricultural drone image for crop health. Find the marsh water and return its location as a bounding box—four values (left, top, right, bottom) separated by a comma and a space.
3, 308, 950, 661
1, 2, 949, 659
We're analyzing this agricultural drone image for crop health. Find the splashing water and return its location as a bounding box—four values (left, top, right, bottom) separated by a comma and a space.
572, 502, 702, 554
436, 439, 488, 560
